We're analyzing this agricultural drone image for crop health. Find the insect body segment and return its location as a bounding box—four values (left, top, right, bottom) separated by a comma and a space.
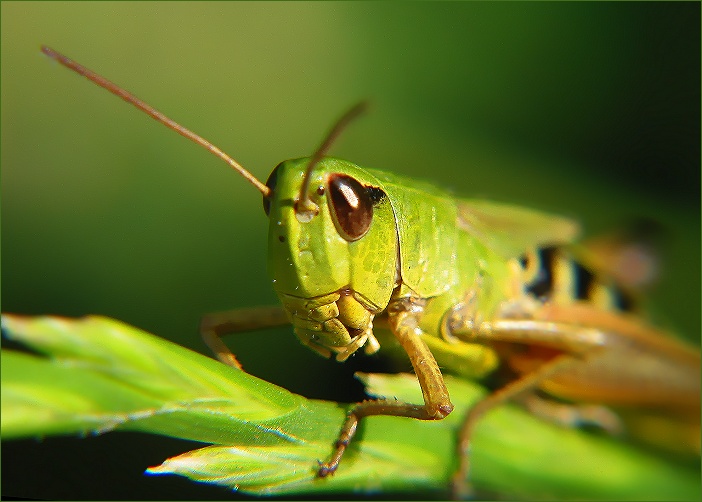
265, 158, 398, 360
518, 246, 636, 314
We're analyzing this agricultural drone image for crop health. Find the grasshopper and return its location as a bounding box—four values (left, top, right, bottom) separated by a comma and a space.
42, 46, 700, 497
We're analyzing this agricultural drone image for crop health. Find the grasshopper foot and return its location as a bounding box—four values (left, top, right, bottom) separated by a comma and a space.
316, 460, 337, 478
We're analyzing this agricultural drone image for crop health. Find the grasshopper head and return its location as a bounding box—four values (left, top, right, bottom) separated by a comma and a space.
263, 157, 398, 360
37, 49, 393, 361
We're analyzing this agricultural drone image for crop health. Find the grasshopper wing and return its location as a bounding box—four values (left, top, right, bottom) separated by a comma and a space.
457, 199, 580, 259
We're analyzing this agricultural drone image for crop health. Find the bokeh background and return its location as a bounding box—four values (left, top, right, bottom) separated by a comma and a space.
2, 2, 699, 499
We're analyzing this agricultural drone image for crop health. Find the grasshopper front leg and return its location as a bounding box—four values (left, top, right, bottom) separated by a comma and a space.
318, 297, 454, 476
200, 306, 290, 369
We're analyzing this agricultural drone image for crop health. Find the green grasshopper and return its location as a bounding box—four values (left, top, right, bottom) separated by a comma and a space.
42, 46, 700, 497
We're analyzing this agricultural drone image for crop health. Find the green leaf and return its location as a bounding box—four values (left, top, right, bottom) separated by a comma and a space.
2, 314, 699, 499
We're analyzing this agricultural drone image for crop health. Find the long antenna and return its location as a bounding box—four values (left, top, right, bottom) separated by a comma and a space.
296, 101, 368, 216
41, 46, 271, 198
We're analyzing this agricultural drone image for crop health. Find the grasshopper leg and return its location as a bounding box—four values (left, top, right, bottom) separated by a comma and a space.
517, 393, 623, 434
448, 308, 614, 498
318, 297, 454, 476
200, 306, 289, 369
451, 353, 580, 498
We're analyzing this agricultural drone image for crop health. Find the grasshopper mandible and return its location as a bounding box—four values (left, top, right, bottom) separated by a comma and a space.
42, 46, 700, 496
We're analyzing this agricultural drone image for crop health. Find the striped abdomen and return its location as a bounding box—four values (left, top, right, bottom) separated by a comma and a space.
518, 246, 636, 313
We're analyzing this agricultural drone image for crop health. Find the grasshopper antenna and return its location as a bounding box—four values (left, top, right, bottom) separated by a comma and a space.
41, 46, 271, 198
296, 101, 369, 217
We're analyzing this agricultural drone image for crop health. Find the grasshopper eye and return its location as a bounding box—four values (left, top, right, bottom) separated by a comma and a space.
263, 163, 281, 215
328, 174, 373, 241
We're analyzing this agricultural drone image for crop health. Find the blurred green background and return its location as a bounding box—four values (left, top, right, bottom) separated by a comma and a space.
2, 2, 699, 500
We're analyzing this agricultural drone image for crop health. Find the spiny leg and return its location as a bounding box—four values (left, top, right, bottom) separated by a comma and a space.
200, 306, 289, 369
451, 353, 579, 499
318, 297, 454, 476
446, 306, 612, 498
317, 398, 439, 476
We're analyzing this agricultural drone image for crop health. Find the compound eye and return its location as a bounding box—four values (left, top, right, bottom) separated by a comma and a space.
263, 163, 281, 215
328, 174, 372, 241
